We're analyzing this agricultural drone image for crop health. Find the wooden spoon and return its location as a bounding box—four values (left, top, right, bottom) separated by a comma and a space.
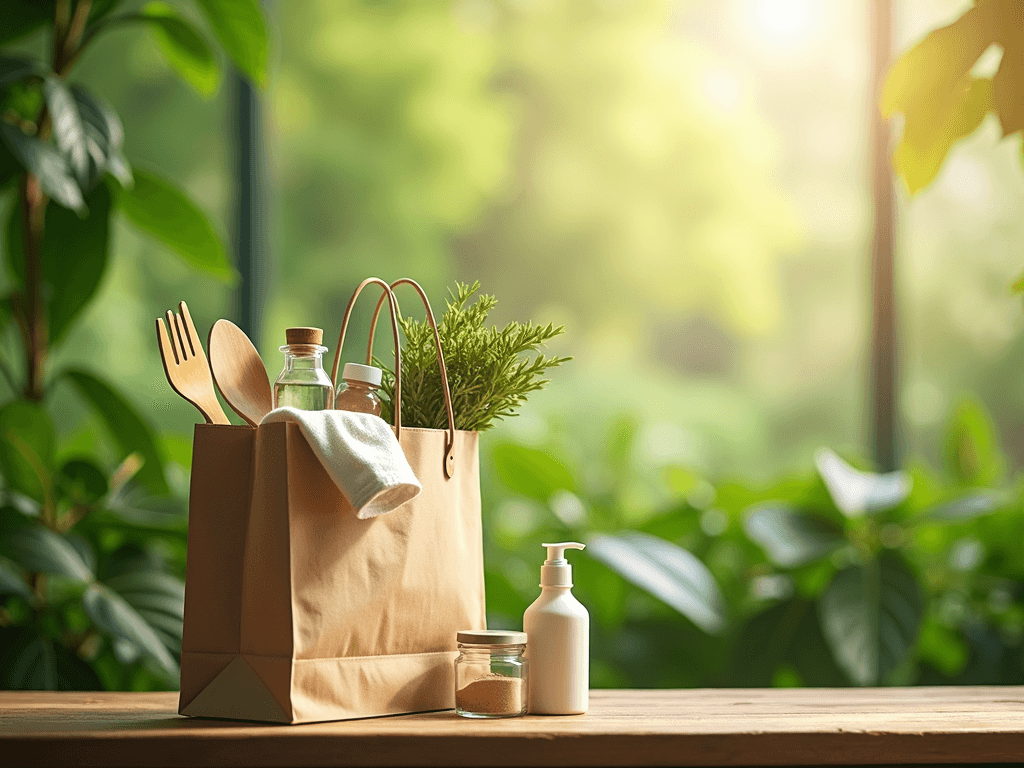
208, 319, 273, 427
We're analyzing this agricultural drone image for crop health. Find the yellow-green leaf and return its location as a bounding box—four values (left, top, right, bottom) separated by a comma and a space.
881, 5, 991, 119
1012, 268, 1024, 293
893, 77, 992, 194
992, 42, 1024, 136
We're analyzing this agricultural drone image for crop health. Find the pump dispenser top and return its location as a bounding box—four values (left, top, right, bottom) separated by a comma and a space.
540, 542, 585, 587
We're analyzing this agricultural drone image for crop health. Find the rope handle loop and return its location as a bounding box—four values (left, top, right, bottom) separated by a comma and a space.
367, 279, 456, 479
330, 278, 403, 438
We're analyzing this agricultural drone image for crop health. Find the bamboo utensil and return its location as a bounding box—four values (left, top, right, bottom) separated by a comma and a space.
156, 301, 230, 425
208, 319, 273, 427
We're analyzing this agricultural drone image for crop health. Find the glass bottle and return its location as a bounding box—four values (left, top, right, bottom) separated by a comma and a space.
335, 363, 383, 416
454, 630, 528, 718
273, 327, 335, 411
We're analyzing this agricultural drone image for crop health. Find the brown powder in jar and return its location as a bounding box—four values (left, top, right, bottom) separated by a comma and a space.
456, 673, 524, 715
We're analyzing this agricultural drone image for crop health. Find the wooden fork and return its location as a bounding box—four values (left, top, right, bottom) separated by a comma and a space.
156, 301, 230, 425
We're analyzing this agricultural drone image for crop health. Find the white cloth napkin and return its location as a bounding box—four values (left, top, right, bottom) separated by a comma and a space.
260, 407, 421, 519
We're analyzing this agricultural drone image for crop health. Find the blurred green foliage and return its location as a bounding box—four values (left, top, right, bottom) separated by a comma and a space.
0, 0, 267, 689
458, 0, 802, 336
483, 397, 1024, 688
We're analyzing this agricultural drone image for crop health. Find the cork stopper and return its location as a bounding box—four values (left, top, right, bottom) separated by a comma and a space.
285, 327, 323, 346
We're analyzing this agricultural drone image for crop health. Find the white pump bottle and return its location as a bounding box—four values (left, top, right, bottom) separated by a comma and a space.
524, 542, 589, 715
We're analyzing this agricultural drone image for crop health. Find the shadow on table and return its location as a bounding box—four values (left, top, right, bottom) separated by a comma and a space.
17, 709, 463, 734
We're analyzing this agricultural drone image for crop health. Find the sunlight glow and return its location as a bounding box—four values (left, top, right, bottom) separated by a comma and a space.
742, 0, 821, 50
700, 66, 743, 112
941, 155, 993, 210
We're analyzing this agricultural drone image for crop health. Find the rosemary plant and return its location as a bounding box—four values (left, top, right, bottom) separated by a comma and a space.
378, 283, 570, 432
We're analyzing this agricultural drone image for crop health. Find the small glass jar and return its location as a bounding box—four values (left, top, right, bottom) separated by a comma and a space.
454, 630, 528, 718
273, 327, 335, 411
335, 363, 383, 416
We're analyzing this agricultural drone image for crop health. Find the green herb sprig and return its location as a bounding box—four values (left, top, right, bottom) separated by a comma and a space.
377, 282, 570, 431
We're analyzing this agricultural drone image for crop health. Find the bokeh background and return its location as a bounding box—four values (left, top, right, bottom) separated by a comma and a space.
3, 0, 1024, 690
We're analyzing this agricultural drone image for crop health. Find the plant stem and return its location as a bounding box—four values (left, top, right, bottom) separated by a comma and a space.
55, 0, 93, 76
57, 503, 90, 533
53, 0, 72, 64
16, 0, 94, 403
60, 0, 92, 71
18, 173, 47, 403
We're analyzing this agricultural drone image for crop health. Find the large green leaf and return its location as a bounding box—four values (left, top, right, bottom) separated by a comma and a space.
0, 554, 34, 601
70, 86, 131, 189
815, 448, 910, 518
89, 0, 123, 23
0, 73, 43, 115
0, 55, 42, 89
0, 80, 42, 190
105, 568, 184, 654
71, 87, 123, 149
0, 140, 18, 190
83, 582, 178, 681
43, 184, 111, 342
116, 168, 234, 281
0, 2, 52, 46
57, 459, 109, 506
63, 369, 169, 495
0, 401, 55, 502
105, 486, 186, 528
589, 531, 726, 634
492, 442, 577, 502
0, 293, 11, 338
744, 503, 845, 568
65, 532, 98, 577
730, 597, 847, 687
2, 631, 56, 689
192, 0, 269, 87
0, 524, 93, 582
3, 493, 40, 520
818, 551, 923, 686
143, 2, 220, 98
0, 123, 85, 213
925, 490, 1002, 523
5, 183, 112, 345
43, 77, 89, 186
0, 628, 103, 690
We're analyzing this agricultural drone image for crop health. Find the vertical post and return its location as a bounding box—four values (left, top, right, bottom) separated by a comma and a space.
868, 0, 899, 472
230, 68, 270, 349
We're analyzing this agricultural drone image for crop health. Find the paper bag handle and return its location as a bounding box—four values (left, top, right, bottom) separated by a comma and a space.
366, 279, 457, 480
330, 278, 403, 440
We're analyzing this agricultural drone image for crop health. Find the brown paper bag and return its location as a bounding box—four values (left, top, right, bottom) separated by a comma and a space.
178, 278, 486, 723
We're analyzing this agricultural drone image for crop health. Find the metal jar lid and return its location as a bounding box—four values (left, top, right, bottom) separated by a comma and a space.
457, 629, 527, 645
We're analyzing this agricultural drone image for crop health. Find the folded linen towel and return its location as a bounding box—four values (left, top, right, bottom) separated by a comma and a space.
260, 407, 421, 518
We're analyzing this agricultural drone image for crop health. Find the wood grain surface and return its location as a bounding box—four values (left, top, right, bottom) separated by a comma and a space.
3, 687, 1024, 767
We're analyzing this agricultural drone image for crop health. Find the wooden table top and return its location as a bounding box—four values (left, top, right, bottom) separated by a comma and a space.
3, 688, 1024, 767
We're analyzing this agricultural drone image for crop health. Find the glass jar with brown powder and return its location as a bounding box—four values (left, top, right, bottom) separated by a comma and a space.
454, 630, 527, 718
